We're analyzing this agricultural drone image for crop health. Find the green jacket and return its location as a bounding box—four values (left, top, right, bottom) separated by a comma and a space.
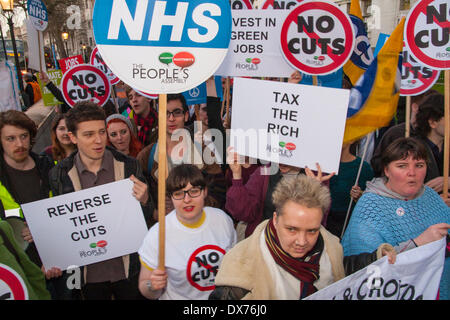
0, 221, 50, 300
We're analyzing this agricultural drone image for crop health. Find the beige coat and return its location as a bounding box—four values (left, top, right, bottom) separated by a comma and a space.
214, 220, 346, 300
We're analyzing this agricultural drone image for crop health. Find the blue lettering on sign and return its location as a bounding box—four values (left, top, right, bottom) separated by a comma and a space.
27, 0, 48, 21
93, 0, 231, 49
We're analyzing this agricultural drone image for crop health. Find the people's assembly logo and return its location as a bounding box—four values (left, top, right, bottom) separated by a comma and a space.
186, 245, 226, 292
267, 141, 296, 158
79, 240, 108, 258
159, 52, 196, 68
0, 264, 28, 300
236, 57, 261, 71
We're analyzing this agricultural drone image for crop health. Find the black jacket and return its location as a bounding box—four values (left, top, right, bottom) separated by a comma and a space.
48, 146, 154, 285
0, 151, 53, 267
45, 82, 71, 113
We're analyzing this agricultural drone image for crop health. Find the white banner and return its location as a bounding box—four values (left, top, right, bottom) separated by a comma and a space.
306, 238, 446, 300
216, 10, 295, 77
230, 77, 348, 174
21, 179, 148, 271
26, 18, 46, 73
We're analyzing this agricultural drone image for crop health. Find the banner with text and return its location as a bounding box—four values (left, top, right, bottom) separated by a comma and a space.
21, 179, 148, 271
230, 77, 348, 174
306, 238, 446, 300
216, 10, 294, 77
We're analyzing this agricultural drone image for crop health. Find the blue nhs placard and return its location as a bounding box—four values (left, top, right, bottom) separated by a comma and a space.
27, 0, 48, 31
93, 0, 232, 94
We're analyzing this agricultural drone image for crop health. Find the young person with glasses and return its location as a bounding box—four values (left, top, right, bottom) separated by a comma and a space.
138, 164, 236, 300
137, 94, 225, 222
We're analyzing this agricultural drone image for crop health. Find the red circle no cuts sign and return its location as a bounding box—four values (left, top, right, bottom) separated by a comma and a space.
61, 64, 112, 107
0, 264, 28, 300
186, 245, 226, 292
280, 0, 354, 75
404, 0, 450, 70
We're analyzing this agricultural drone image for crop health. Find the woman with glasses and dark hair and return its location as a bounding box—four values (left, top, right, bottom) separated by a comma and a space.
137, 164, 236, 300
342, 137, 450, 299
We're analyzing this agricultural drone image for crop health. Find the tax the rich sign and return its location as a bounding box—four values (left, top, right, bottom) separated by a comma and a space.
21, 179, 148, 271
92, 0, 232, 94
230, 77, 349, 174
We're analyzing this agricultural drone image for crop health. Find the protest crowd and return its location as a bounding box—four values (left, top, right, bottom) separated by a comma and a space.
0, 0, 448, 303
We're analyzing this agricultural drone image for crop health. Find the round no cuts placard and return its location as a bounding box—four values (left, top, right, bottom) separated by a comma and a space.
404, 0, 450, 70
92, 0, 232, 94
90, 46, 120, 85
401, 42, 440, 96
230, 0, 253, 10
60, 64, 111, 107
280, 0, 354, 75
261, 0, 302, 10
0, 264, 28, 300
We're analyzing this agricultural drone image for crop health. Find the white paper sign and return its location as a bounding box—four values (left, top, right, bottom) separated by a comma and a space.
306, 238, 446, 300
230, 77, 348, 174
21, 179, 148, 271
215, 10, 295, 77
26, 18, 46, 73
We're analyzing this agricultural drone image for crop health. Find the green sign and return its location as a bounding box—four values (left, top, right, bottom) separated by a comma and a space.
37, 69, 63, 106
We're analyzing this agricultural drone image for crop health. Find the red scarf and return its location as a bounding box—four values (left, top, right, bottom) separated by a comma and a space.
264, 218, 324, 299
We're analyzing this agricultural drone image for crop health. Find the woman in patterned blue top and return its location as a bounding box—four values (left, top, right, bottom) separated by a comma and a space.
342, 138, 450, 299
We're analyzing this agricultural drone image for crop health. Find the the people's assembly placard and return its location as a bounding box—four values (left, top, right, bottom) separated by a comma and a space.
21, 179, 148, 271
230, 77, 349, 174
92, 0, 232, 94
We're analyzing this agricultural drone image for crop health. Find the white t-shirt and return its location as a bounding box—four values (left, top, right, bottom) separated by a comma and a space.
138, 206, 237, 300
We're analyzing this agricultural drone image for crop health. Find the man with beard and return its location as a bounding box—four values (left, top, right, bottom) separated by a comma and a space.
0, 110, 59, 296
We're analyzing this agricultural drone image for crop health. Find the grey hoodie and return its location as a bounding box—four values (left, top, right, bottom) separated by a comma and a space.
364, 177, 425, 200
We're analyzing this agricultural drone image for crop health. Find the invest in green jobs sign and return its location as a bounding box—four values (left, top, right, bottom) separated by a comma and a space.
37, 69, 63, 106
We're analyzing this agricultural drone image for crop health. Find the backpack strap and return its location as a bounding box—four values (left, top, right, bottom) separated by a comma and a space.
147, 143, 157, 174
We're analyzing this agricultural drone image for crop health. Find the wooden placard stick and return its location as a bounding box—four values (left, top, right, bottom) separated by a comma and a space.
158, 93, 167, 270
38, 31, 43, 73
405, 95, 411, 138
443, 70, 449, 198
225, 77, 231, 126
110, 86, 120, 113
220, 77, 227, 121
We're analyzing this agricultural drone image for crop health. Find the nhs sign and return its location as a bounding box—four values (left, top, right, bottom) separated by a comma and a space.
93, 0, 232, 94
